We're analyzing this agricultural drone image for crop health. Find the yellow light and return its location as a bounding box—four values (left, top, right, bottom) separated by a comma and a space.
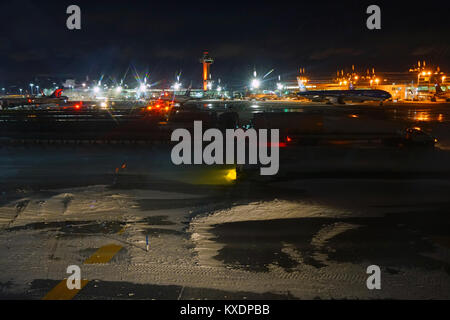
354, 76, 358, 80
414, 111, 430, 122
422, 72, 426, 76
225, 168, 237, 181
427, 71, 431, 75
442, 76, 446, 82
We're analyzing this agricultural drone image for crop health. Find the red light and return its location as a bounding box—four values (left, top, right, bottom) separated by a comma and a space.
267, 142, 287, 148
75, 104, 80, 109
155, 104, 160, 108
147, 106, 152, 111
286, 136, 292, 142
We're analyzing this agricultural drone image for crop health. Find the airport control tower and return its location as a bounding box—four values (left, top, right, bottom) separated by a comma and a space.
200, 51, 214, 91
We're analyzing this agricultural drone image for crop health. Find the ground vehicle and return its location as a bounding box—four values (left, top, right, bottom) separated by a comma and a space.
401, 127, 437, 146
384, 127, 437, 147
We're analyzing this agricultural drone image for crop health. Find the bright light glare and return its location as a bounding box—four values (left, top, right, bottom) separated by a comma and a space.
276, 83, 283, 90
115, 86, 122, 93
173, 82, 181, 90
251, 79, 260, 89
225, 168, 237, 181
93, 86, 100, 93
139, 84, 146, 92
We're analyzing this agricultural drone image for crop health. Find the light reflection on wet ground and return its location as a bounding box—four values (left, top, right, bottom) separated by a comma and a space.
1, 101, 450, 299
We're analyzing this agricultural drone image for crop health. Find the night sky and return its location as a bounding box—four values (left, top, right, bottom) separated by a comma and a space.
0, 0, 449, 88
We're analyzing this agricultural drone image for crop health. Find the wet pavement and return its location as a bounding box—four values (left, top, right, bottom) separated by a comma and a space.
1, 102, 450, 299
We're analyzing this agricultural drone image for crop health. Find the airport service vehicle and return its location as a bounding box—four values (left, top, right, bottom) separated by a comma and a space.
384, 127, 437, 147
246, 92, 279, 101
0, 89, 68, 108
400, 127, 437, 146
145, 100, 173, 113
432, 83, 450, 102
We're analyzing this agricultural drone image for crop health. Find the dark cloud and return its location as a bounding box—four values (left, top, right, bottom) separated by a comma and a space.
309, 48, 364, 61
0, 0, 449, 86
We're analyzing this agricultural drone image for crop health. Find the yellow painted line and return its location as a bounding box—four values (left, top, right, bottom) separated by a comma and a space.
83, 244, 123, 264
43, 225, 125, 299
42, 279, 89, 300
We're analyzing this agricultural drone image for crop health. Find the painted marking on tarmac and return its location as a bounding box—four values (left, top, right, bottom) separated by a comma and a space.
42, 279, 89, 300
83, 244, 123, 264
43, 223, 125, 300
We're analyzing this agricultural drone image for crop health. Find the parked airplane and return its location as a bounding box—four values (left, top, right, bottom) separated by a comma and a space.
297, 81, 391, 104
157, 88, 203, 105
0, 89, 68, 109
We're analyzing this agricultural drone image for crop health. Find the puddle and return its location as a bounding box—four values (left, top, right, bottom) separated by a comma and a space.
142, 228, 183, 237
140, 215, 176, 225
210, 209, 450, 273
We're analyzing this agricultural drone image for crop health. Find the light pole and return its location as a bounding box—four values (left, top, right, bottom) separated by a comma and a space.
30, 83, 34, 95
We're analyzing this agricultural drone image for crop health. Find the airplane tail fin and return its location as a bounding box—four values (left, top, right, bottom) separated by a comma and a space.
297, 77, 307, 92
49, 88, 64, 98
